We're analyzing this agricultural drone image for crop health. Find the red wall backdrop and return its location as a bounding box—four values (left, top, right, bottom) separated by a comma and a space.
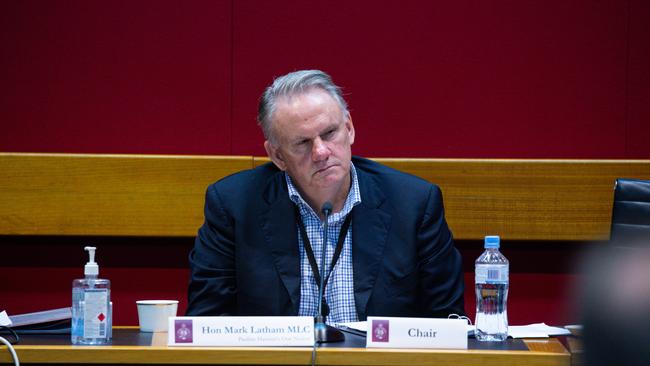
1, 0, 649, 326
1, 0, 649, 157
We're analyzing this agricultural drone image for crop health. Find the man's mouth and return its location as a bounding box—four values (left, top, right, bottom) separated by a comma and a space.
314, 165, 335, 175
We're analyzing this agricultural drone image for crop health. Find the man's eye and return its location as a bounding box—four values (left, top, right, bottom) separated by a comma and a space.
323, 129, 336, 139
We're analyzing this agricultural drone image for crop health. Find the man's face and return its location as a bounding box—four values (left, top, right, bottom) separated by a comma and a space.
264, 88, 355, 202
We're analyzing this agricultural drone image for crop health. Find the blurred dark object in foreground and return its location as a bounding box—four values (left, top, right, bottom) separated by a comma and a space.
579, 238, 650, 366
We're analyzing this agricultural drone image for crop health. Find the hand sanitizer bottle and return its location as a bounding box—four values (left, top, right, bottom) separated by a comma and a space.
71, 246, 111, 345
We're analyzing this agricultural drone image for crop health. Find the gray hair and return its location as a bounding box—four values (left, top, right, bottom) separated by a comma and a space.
257, 70, 349, 144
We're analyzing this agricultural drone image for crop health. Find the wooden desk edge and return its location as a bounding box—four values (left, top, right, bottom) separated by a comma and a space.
2, 338, 570, 366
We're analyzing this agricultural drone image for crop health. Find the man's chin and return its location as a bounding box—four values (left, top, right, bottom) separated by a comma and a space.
313, 170, 348, 188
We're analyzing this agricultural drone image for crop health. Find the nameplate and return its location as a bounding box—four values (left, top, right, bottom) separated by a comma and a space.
167, 316, 314, 347
366, 317, 467, 349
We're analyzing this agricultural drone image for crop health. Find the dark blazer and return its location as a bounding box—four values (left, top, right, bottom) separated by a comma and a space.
187, 156, 465, 319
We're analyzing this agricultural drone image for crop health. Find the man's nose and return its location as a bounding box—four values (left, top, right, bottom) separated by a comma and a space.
311, 137, 329, 161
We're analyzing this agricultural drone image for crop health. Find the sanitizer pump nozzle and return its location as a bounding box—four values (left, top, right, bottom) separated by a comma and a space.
84, 246, 99, 276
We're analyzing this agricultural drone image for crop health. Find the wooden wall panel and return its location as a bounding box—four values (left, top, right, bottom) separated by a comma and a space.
255, 157, 650, 240
4, 154, 649, 239
0, 153, 252, 236
377, 159, 650, 240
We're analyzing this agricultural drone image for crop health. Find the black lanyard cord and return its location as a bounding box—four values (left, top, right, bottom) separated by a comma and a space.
295, 204, 353, 315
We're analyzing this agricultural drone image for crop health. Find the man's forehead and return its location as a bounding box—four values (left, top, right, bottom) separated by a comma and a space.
275, 88, 339, 115
272, 91, 343, 137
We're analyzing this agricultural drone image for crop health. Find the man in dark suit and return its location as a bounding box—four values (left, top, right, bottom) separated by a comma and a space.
187, 70, 464, 322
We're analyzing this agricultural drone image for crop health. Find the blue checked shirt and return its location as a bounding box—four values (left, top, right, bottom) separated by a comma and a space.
286, 164, 361, 324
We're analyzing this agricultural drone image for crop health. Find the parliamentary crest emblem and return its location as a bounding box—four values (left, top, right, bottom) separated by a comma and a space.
371, 320, 389, 342
175, 319, 193, 343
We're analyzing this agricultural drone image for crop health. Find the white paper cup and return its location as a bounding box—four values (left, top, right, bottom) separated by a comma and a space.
136, 300, 178, 332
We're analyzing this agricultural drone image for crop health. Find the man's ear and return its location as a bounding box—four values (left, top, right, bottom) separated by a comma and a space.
346, 114, 355, 145
264, 140, 287, 171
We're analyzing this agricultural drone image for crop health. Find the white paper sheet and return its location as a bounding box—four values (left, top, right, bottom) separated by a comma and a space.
0, 311, 12, 326
507, 323, 572, 338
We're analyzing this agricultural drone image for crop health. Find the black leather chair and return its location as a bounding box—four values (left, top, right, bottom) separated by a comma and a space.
610, 178, 650, 242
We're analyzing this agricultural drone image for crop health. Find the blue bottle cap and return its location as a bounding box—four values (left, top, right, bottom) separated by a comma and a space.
484, 235, 500, 248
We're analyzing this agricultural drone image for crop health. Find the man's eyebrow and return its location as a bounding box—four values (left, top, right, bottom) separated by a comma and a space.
291, 135, 310, 143
319, 123, 340, 134
290, 123, 339, 142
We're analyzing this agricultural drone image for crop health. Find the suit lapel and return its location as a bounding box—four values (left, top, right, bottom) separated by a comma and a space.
258, 173, 301, 314
352, 169, 392, 320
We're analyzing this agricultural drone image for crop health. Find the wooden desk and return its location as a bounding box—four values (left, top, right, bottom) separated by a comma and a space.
566, 337, 583, 366
0, 327, 570, 366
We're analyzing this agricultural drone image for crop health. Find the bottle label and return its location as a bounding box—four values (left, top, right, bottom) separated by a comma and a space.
83, 289, 109, 338
475, 265, 508, 284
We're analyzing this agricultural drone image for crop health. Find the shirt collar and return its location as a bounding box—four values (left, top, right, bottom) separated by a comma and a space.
286, 162, 361, 222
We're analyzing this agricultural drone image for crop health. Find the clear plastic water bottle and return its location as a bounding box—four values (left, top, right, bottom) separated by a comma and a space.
474, 235, 509, 341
